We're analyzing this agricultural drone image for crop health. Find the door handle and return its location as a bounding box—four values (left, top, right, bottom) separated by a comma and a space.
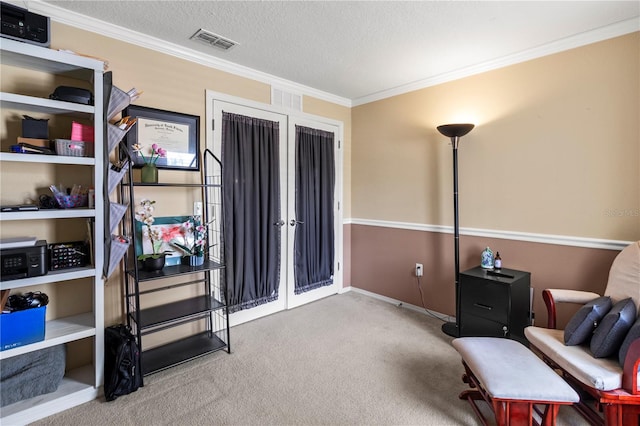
274, 220, 285, 227
290, 219, 304, 226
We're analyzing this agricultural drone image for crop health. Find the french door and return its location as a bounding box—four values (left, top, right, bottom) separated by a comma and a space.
209, 94, 341, 325
286, 117, 340, 309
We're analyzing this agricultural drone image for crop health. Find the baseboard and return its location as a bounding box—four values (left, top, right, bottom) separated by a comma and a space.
349, 287, 455, 323
339, 285, 352, 294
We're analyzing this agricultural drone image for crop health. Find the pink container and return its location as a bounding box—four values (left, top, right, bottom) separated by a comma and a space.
71, 121, 94, 142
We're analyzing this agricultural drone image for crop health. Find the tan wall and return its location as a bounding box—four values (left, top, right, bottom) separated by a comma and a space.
352, 33, 639, 241
52, 23, 354, 325
349, 33, 639, 322
2, 20, 637, 342
0, 22, 352, 329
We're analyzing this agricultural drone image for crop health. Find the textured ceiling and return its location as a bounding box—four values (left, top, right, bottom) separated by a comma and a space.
32, 1, 640, 102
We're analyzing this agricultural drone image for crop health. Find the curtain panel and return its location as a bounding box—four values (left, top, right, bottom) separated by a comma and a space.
294, 125, 335, 294
222, 112, 281, 312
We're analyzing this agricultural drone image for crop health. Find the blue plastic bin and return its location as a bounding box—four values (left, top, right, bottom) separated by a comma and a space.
0, 306, 46, 351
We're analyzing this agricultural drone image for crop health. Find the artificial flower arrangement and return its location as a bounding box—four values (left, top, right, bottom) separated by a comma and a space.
171, 216, 207, 258
132, 143, 167, 165
134, 199, 169, 260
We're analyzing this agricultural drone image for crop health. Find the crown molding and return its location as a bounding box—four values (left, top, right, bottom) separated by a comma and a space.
23, 1, 638, 108
351, 18, 640, 106
346, 218, 632, 251
25, 0, 352, 108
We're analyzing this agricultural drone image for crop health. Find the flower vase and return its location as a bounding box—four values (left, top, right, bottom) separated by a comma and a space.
182, 254, 205, 267
141, 163, 158, 183
142, 254, 166, 272
481, 247, 494, 269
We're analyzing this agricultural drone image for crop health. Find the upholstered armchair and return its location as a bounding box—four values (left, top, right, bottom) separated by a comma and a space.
525, 241, 640, 426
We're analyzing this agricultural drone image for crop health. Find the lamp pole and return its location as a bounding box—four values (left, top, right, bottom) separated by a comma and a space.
437, 124, 474, 338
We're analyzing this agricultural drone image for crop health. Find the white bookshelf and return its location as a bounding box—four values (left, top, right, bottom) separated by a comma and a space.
0, 38, 105, 424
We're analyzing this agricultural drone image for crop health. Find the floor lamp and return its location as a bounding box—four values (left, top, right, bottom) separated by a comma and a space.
437, 123, 475, 338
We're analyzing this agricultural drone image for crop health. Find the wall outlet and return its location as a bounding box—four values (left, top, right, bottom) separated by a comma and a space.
415, 263, 423, 277
194, 201, 203, 216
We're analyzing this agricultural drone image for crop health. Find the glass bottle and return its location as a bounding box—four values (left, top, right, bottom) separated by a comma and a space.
494, 252, 502, 270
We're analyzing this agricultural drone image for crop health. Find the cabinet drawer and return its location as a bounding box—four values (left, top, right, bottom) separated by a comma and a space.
460, 280, 509, 323
460, 313, 509, 338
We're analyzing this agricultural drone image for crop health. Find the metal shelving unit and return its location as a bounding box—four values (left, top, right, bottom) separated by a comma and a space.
119, 150, 229, 379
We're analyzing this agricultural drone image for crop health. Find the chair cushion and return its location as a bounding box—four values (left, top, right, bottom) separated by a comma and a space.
452, 337, 578, 402
525, 326, 622, 391
564, 296, 612, 345
619, 315, 640, 366
590, 298, 636, 358
604, 241, 640, 312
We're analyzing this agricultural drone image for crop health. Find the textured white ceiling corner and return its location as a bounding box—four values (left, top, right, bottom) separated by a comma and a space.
16, 1, 640, 107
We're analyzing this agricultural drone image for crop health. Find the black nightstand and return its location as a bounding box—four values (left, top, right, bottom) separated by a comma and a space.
459, 266, 531, 344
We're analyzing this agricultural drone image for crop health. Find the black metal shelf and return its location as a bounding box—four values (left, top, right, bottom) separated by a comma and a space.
138, 295, 225, 330
141, 332, 227, 375
126, 259, 224, 282
118, 150, 230, 380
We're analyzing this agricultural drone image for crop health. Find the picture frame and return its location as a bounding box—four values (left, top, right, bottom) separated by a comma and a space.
123, 105, 200, 171
135, 216, 194, 266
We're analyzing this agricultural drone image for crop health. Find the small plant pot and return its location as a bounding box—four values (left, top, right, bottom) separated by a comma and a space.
142, 255, 166, 272
182, 255, 204, 267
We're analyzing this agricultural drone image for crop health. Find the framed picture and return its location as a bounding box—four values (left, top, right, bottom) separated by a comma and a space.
135, 216, 194, 266
123, 105, 200, 171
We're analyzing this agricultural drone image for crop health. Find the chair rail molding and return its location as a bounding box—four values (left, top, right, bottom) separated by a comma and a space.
346, 218, 632, 251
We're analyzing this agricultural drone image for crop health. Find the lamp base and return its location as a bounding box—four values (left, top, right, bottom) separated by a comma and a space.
441, 321, 459, 338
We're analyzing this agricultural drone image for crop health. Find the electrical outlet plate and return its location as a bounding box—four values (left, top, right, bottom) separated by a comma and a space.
194, 201, 203, 216
415, 263, 423, 277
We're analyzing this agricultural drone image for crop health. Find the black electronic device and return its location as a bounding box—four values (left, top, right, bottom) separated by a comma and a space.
48, 241, 89, 271
1, 2, 50, 47
0, 240, 48, 281
49, 86, 94, 106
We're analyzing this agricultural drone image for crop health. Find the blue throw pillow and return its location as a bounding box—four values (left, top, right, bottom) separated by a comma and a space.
564, 296, 612, 346
618, 314, 640, 366
590, 298, 637, 358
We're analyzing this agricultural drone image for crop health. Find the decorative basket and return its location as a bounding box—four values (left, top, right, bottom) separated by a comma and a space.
55, 139, 94, 157
54, 193, 88, 209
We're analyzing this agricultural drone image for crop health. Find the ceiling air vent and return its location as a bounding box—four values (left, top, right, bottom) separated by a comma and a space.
190, 29, 238, 51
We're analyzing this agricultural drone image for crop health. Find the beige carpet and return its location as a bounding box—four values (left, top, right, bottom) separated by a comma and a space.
34, 291, 587, 425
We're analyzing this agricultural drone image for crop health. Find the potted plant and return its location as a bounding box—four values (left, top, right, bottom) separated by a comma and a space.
135, 199, 168, 271
171, 216, 207, 266
132, 143, 166, 183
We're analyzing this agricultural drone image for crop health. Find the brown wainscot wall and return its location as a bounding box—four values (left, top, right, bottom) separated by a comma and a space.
349, 223, 624, 329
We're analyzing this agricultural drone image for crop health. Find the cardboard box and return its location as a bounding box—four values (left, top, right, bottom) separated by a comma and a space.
22, 117, 49, 139
0, 306, 46, 351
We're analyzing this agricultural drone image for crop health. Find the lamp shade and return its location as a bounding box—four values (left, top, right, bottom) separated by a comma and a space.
437, 123, 474, 138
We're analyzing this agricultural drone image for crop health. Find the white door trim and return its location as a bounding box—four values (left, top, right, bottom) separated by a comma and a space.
286, 117, 342, 309
205, 90, 344, 326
